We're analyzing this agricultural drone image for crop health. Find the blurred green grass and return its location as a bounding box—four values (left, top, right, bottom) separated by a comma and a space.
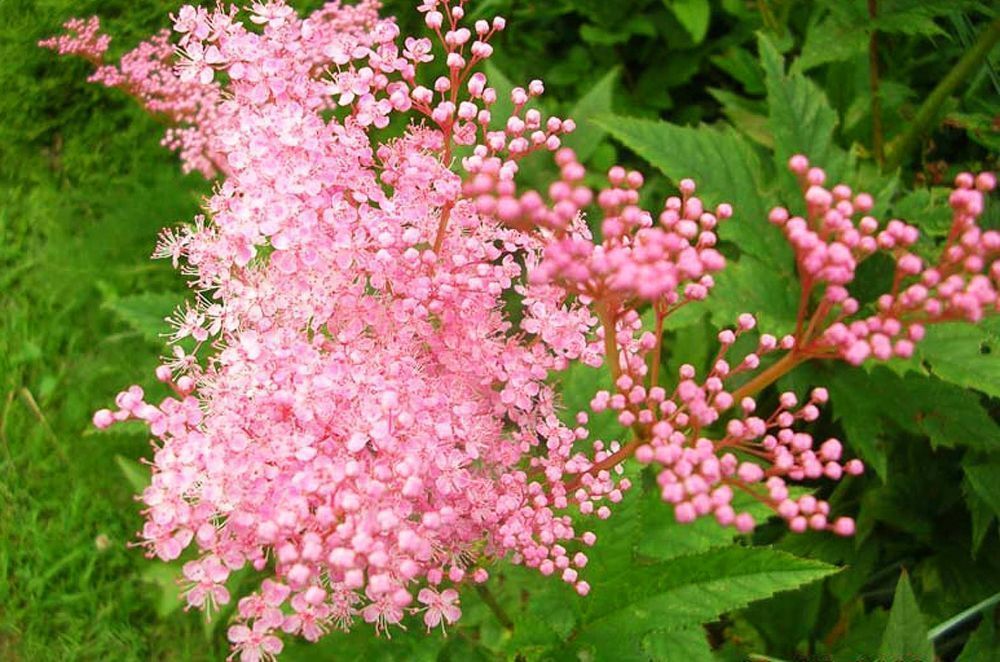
0, 1, 223, 658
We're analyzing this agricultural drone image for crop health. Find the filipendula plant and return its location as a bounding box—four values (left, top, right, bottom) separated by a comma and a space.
42, 1, 998, 658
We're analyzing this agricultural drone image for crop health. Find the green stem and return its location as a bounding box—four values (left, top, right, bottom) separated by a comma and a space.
867, 0, 884, 166
884, 18, 1000, 172
927, 590, 1000, 641
474, 584, 514, 632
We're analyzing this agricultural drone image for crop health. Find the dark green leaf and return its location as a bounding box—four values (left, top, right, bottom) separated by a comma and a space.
562, 68, 619, 162
957, 610, 1000, 662
965, 457, 1000, 518
594, 115, 786, 262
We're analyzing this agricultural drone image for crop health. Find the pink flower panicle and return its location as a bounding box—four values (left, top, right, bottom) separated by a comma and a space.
38, 16, 110, 63
771, 155, 998, 365
66, 2, 994, 657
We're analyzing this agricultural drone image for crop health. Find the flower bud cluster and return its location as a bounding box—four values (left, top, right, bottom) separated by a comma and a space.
580, 314, 860, 536
771, 155, 997, 365
473, 146, 730, 307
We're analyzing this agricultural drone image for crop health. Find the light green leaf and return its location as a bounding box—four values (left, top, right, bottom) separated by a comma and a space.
710, 46, 765, 95
140, 562, 186, 618
562, 67, 619, 162
707, 252, 799, 333
594, 115, 786, 262
552, 360, 618, 442
115, 454, 150, 494
638, 471, 806, 561
667, 0, 711, 44
879, 571, 934, 661
483, 60, 536, 136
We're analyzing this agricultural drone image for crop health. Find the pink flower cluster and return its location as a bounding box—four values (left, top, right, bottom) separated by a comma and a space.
770, 155, 998, 365
46, 1, 994, 658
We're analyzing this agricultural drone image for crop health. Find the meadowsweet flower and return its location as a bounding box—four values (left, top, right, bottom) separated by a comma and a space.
771, 155, 998, 365
417, 587, 461, 632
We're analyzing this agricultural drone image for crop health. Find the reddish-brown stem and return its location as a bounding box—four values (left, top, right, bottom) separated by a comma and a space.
794, 277, 814, 340
731, 351, 805, 403
598, 303, 621, 383
649, 307, 667, 387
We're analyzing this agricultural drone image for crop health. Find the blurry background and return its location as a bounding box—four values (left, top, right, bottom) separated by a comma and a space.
1, 0, 998, 660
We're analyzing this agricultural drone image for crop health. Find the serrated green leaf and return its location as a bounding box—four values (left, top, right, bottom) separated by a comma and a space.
644, 626, 714, 660
553, 359, 618, 442
594, 115, 785, 262
879, 571, 934, 661
667, 0, 711, 44
562, 68, 619, 162
919, 321, 1000, 399
832, 607, 890, 662
103, 292, 178, 344
744, 581, 824, 655
574, 547, 836, 650
115, 454, 150, 494
638, 474, 803, 561
873, 0, 982, 37
759, 32, 841, 176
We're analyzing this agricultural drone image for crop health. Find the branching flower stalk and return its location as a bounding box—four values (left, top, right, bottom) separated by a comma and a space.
42, 1, 999, 659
